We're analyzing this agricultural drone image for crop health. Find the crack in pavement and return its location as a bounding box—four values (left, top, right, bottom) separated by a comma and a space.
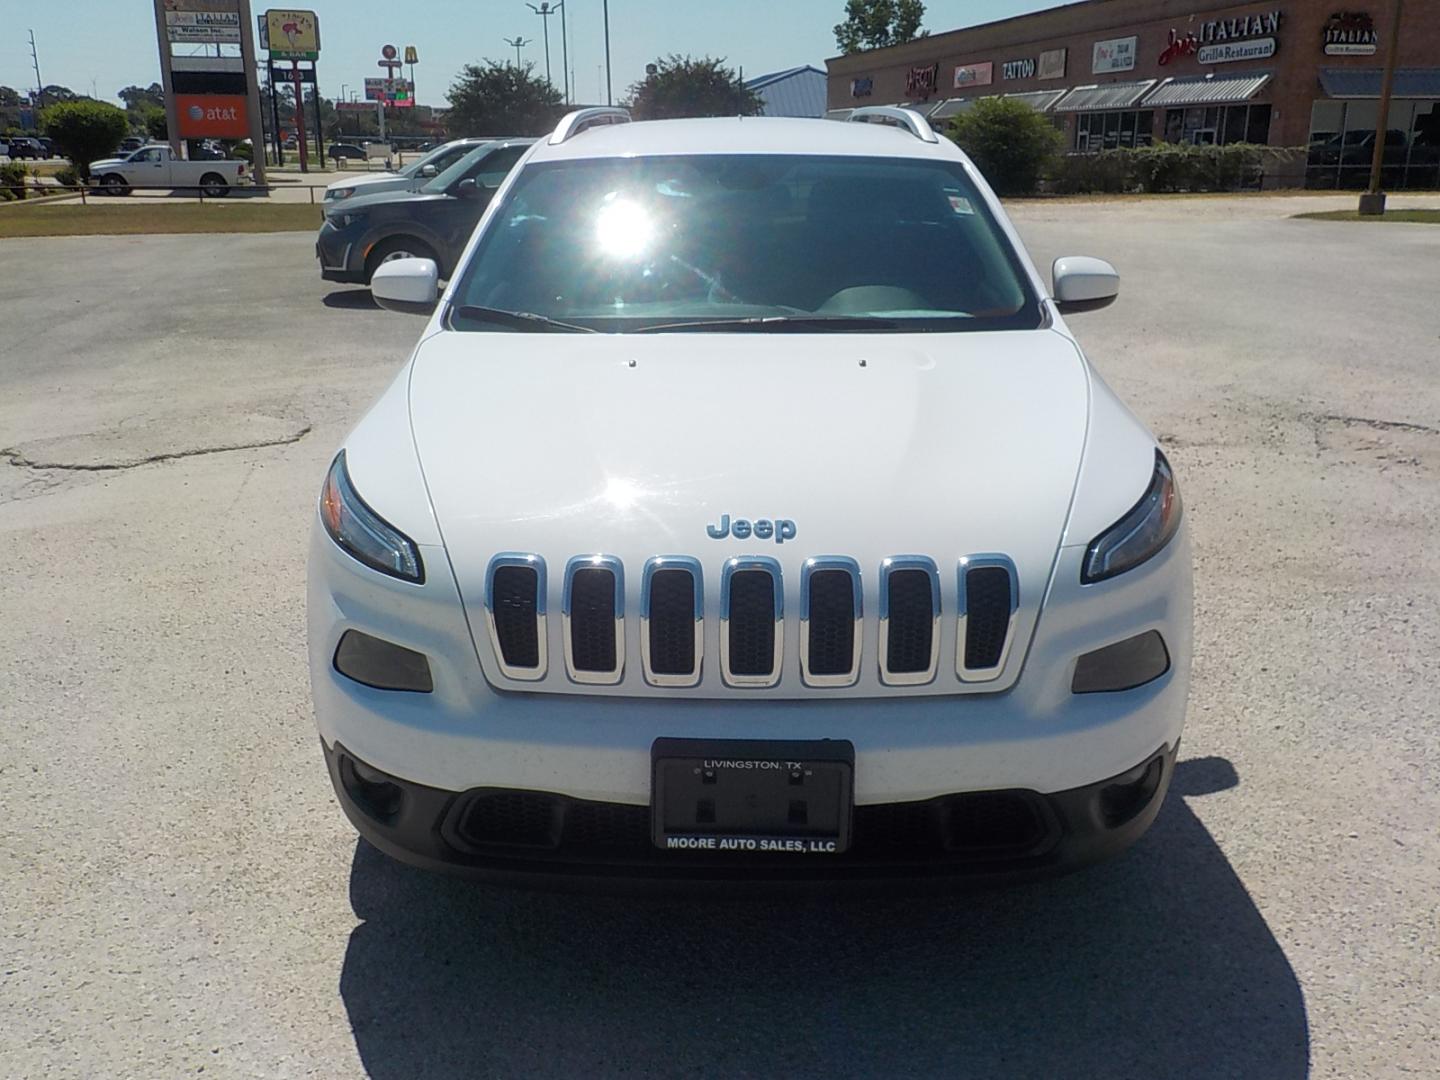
0, 425, 313, 472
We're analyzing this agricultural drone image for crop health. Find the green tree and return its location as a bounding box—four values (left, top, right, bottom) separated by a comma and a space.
141, 103, 167, 141
119, 83, 164, 111
40, 100, 129, 180
0, 86, 23, 108
625, 55, 762, 121
833, 0, 927, 54
947, 97, 1063, 196
446, 61, 562, 137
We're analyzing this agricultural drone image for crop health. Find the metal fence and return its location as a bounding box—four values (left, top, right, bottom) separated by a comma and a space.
1, 183, 337, 206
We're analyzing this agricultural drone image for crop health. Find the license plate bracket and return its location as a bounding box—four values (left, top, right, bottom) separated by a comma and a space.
651, 738, 854, 855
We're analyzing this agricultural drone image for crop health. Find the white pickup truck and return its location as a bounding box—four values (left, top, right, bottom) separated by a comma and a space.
89, 144, 249, 197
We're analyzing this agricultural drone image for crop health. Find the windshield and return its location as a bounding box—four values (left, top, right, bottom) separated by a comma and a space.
422, 142, 495, 194
401, 141, 460, 178
448, 154, 1040, 333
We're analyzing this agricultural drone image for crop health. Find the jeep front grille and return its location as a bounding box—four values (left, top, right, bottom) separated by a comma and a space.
879, 556, 940, 685
957, 555, 1018, 681
641, 556, 703, 687
800, 557, 862, 687
483, 552, 1020, 692
563, 555, 624, 684
720, 556, 783, 688
485, 554, 546, 681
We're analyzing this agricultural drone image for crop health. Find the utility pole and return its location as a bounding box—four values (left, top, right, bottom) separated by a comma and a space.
603, 0, 612, 105
527, 3, 556, 90
28, 29, 44, 107
504, 36, 531, 69
559, 0, 569, 104
1359, 0, 1404, 215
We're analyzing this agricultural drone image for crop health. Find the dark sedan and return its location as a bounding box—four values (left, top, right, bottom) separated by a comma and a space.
316, 139, 533, 286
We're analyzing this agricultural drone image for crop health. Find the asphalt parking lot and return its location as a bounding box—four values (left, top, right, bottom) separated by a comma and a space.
2, 197, 1438, 1078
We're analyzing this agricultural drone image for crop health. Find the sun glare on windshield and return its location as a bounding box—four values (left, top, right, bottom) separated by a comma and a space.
594, 195, 654, 259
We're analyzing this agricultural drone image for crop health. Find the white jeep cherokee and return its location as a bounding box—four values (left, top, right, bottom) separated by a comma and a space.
308, 107, 1191, 884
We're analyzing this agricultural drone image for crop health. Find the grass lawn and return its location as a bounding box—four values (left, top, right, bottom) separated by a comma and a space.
1294, 208, 1440, 224
0, 202, 322, 238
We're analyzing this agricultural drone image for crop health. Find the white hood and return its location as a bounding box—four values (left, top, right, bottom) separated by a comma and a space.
407, 328, 1091, 696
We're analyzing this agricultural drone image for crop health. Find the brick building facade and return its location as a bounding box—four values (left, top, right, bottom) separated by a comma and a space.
825, 0, 1440, 188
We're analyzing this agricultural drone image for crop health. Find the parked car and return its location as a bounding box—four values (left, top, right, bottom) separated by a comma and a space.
36, 136, 54, 158
316, 139, 533, 284
309, 107, 1192, 885
327, 142, 367, 163
323, 138, 499, 203
0, 139, 10, 161
117, 136, 145, 155
89, 144, 248, 196
6, 137, 42, 159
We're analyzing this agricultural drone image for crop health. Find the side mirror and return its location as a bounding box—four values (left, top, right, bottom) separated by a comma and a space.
370, 257, 439, 315
455, 177, 479, 198
1052, 256, 1119, 314
420, 164, 438, 178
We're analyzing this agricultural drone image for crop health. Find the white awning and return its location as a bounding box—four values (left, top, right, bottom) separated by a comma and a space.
1143, 72, 1272, 107
1053, 80, 1158, 112
928, 90, 1066, 121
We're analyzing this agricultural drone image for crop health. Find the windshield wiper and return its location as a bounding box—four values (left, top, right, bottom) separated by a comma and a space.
633, 315, 902, 334
449, 304, 598, 333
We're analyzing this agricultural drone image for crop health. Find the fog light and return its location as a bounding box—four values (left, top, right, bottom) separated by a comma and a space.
333, 629, 433, 692
1099, 755, 1164, 828
1072, 630, 1170, 694
339, 755, 403, 823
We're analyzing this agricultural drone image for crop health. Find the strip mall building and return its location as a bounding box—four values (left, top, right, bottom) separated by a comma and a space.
825, 0, 1440, 188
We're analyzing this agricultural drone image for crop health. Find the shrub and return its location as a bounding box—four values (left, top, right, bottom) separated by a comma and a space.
40, 100, 130, 181
229, 141, 253, 162
1048, 143, 1300, 194
947, 97, 1063, 196
1, 160, 28, 200
54, 165, 80, 188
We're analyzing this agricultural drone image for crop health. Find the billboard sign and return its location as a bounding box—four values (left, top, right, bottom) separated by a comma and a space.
165, 10, 241, 44
1092, 36, 1138, 73
174, 93, 250, 137
265, 9, 320, 57
364, 77, 414, 106
952, 62, 994, 89
1037, 48, 1067, 80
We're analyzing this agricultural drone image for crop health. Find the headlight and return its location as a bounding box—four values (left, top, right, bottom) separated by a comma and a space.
326, 187, 356, 201
1082, 450, 1182, 584
319, 451, 424, 583
325, 211, 365, 228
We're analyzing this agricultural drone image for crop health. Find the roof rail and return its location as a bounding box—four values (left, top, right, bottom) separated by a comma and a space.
549, 107, 632, 145
847, 106, 939, 144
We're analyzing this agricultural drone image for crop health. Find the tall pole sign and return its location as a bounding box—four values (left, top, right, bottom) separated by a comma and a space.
263, 10, 321, 172
152, 0, 266, 184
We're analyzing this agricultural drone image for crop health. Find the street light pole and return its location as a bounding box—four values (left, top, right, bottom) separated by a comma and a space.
526, 3, 555, 90
1360, 0, 1404, 216
603, 0, 612, 105
558, 1, 569, 104
504, 35, 531, 69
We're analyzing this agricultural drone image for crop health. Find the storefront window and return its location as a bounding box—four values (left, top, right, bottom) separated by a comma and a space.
1072, 111, 1153, 152
1307, 100, 1440, 190
1164, 104, 1269, 147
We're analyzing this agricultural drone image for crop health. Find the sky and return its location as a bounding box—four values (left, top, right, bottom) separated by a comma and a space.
1, 0, 1059, 108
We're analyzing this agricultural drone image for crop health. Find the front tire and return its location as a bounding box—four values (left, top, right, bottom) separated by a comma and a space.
101, 173, 130, 196
364, 237, 438, 285
199, 173, 229, 198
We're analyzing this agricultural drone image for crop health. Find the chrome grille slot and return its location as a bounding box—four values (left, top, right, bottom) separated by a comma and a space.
485, 554, 547, 680
563, 555, 624, 684
642, 556, 703, 687
721, 556, 783, 688
879, 556, 940, 686
957, 555, 1018, 681
801, 557, 862, 687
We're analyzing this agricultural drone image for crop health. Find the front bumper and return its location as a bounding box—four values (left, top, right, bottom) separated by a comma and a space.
316, 220, 365, 282
325, 738, 1177, 885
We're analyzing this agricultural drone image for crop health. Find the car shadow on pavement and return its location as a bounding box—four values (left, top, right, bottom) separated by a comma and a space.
338, 756, 1309, 1079
322, 290, 380, 310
